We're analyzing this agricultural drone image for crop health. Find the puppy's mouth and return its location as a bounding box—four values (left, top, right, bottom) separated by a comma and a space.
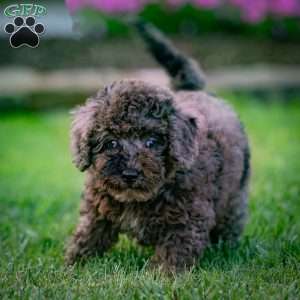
114, 188, 154, 202
103, 177, 160, 202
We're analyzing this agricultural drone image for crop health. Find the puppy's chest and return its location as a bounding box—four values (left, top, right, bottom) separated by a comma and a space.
117, 204, 163, 245
119, 207, 141, 231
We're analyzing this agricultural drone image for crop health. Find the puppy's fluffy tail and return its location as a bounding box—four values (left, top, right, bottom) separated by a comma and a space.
134, 19, 206, 91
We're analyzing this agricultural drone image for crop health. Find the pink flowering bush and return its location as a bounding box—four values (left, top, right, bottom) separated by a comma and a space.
66, 0, 143, 14
229, 0, 300, 22
65, 0, 300, 23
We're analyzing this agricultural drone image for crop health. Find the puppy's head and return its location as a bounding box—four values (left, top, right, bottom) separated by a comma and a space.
71, 80, 199, 202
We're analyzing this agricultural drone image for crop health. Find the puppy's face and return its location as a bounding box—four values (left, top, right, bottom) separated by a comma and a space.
71, 80, 199, 202
91, 123, 167, 202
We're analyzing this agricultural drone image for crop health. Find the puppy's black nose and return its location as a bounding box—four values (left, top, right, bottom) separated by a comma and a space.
122, 169, 139, 182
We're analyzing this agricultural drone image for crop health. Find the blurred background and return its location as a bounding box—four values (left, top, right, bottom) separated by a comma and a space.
0, 0, 300, 110
0, 1, 299, 298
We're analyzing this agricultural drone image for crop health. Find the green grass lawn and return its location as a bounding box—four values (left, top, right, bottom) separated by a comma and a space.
0, 95, 300, 299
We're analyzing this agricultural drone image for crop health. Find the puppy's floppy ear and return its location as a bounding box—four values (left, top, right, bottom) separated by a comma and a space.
71, 100, 100, 171
169, 112, 201, 169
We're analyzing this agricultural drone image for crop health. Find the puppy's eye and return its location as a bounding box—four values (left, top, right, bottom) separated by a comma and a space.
104, 140, 119, 151
145, 137, 158, 148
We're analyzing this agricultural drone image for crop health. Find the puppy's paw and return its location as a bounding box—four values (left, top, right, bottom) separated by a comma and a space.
65, 252, 77, 266
64, 244, 83, 266
148, 256, 177, 276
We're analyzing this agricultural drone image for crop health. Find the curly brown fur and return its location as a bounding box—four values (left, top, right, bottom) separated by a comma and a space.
65, 79, 250, 272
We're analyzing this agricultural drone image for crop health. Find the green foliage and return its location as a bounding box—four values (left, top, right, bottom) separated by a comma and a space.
0, 95, 300, 299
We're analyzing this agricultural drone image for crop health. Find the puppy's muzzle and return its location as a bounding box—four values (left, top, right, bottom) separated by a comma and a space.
122, 168, 140, 183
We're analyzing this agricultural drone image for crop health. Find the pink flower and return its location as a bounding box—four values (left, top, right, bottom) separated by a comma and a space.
65, 0, 145, 14
229, 0, 300, 21
65, 0, 300, 21
65, 0, 84, 14
243, 0, 269, 23
270, 0, 300, 16
228, 0, 268, 23
94, 0, 143, 13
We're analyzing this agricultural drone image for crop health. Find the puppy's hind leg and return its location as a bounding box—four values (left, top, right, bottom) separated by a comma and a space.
210, 187, 249, 246
65, 200, 119, 265
211, 145, 250, 246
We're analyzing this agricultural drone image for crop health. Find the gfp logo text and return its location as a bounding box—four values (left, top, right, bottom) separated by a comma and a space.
4, 4, 46, 18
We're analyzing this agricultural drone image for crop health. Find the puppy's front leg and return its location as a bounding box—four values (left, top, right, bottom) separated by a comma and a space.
65, 195, 119, 265
151, 226, 211, 273
151, 200, 215, 273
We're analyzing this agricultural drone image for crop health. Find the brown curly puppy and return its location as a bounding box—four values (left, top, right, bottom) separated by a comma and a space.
65, 22, 250, 273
